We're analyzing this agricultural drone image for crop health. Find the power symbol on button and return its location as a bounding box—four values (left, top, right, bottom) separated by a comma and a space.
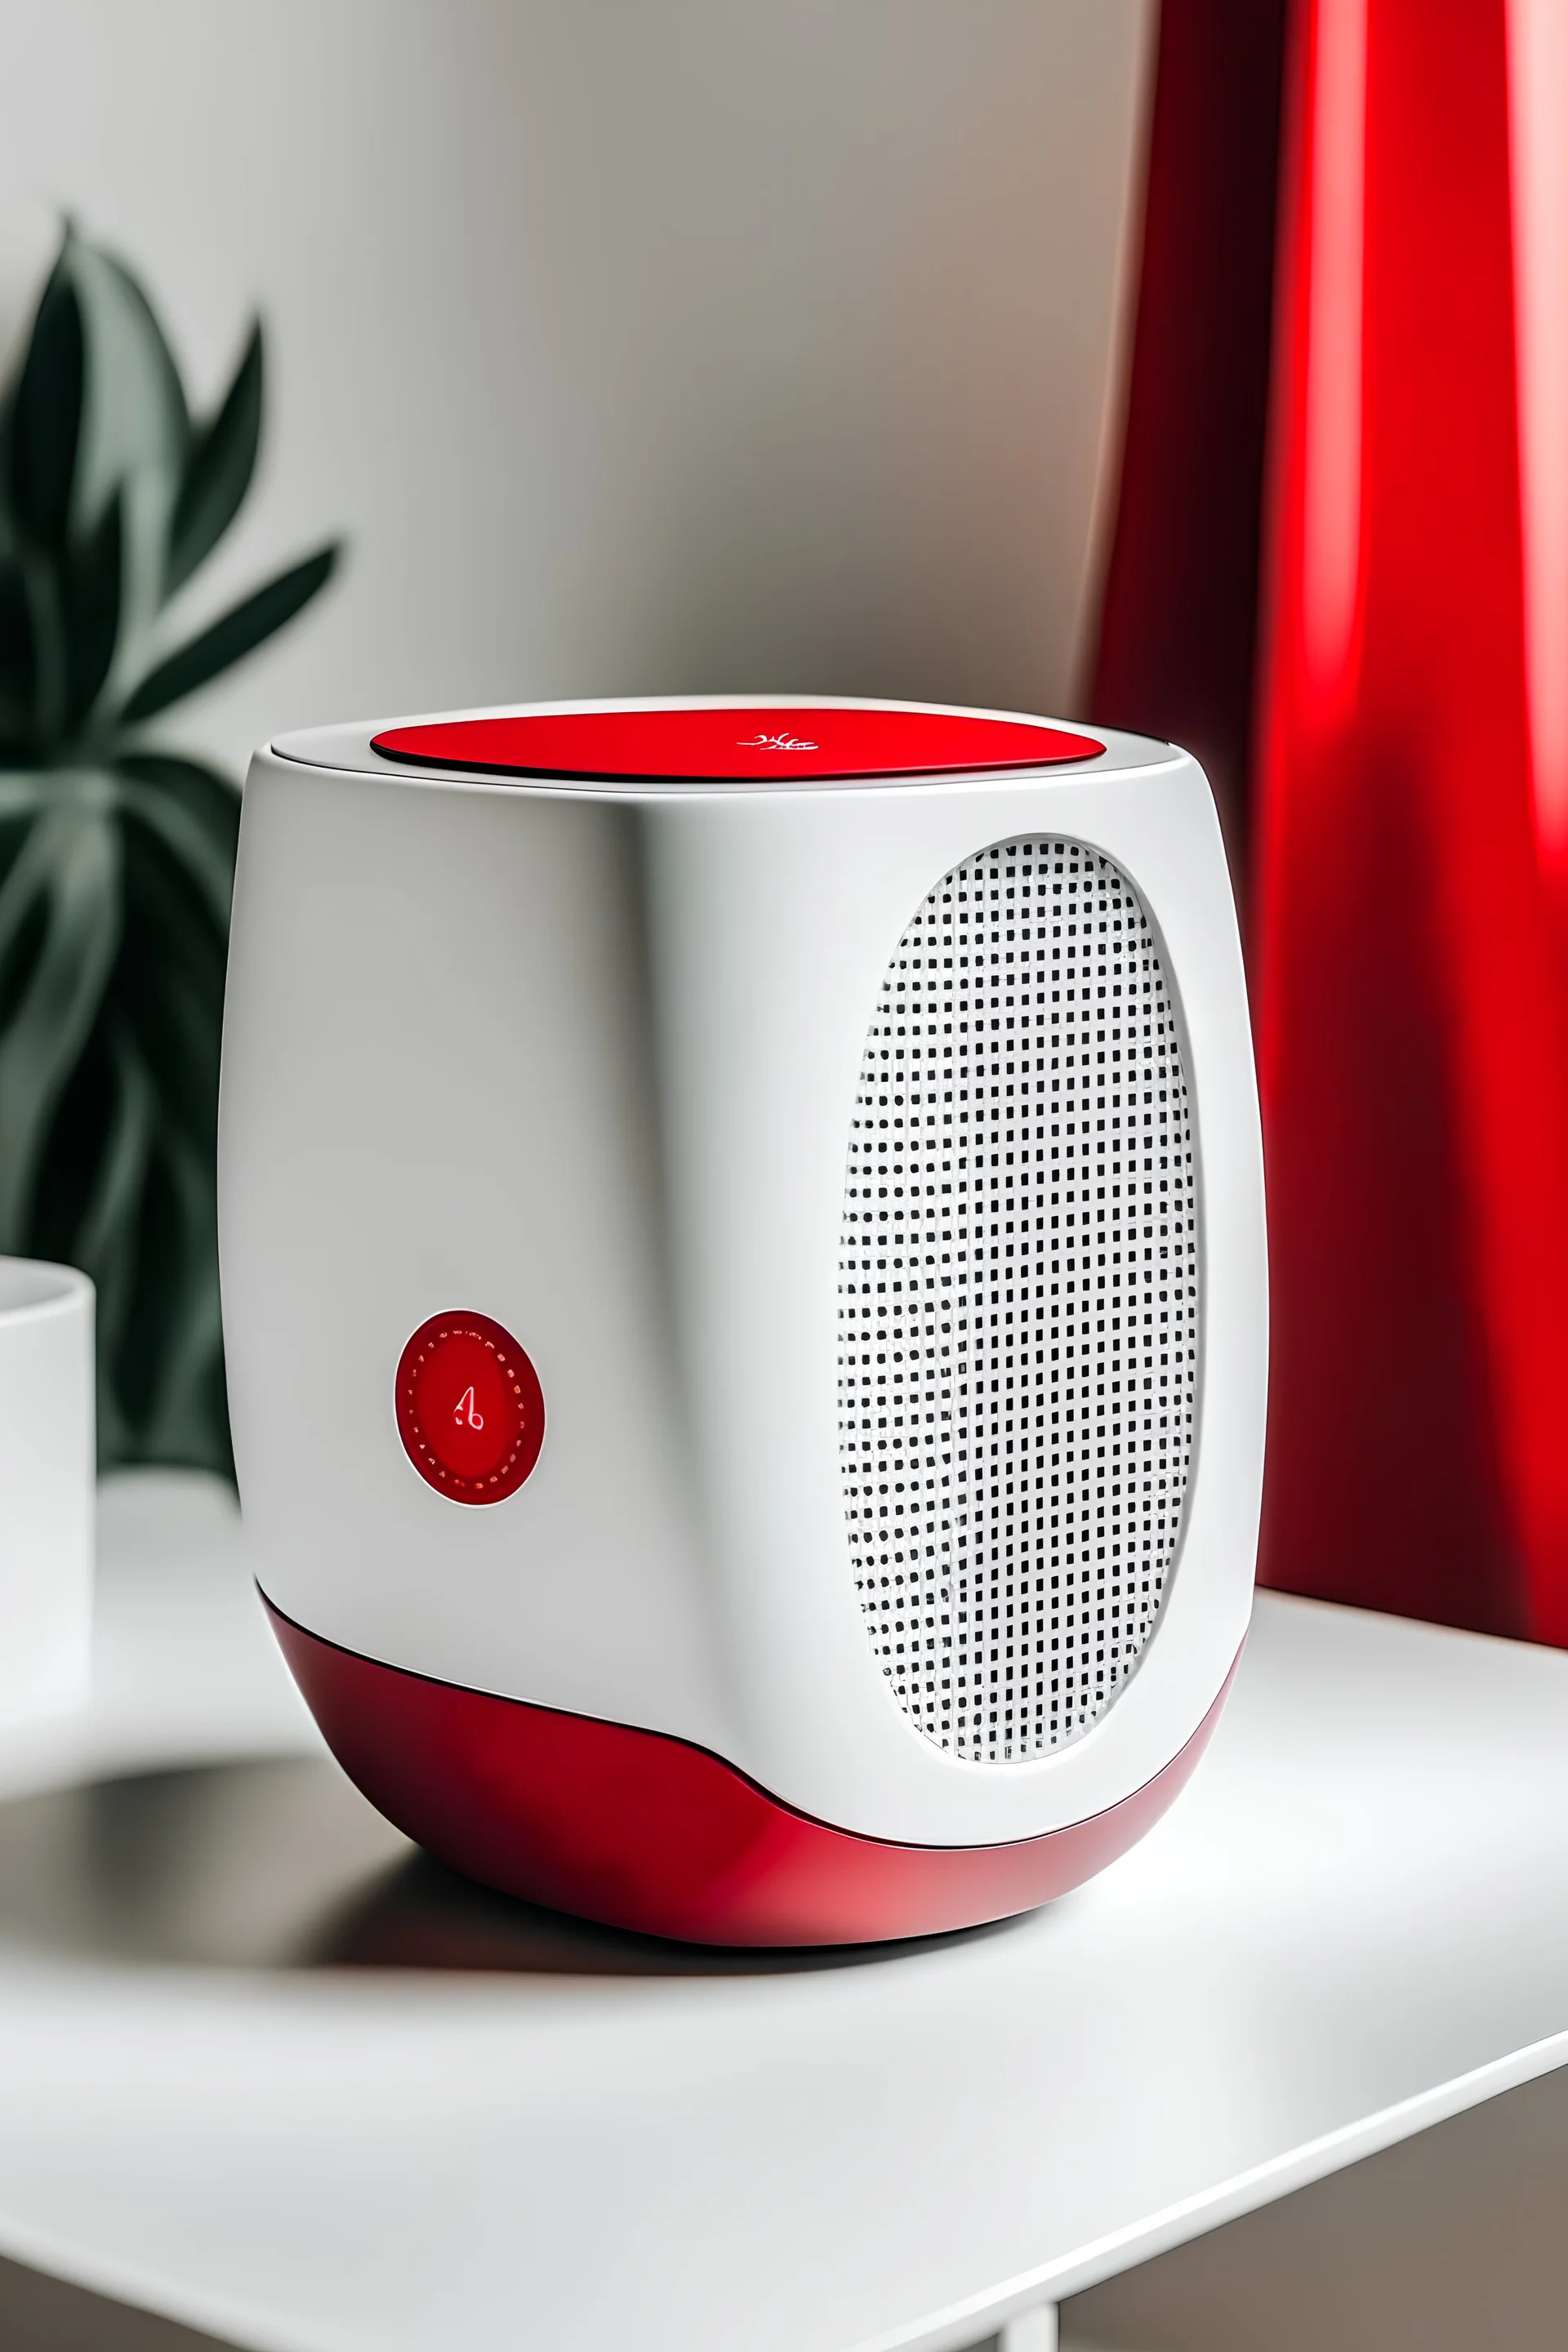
394, 1312, 545, 1503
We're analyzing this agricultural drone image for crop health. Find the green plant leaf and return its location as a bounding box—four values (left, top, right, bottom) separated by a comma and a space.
62, 488, 122, 731
0, 229, 342, 1477
97, 812, 227, 1469
115, 754, 238, 925
120, 542, 338, 723
62, 237, 191, 691
0, 788, 122, 1247
24, 777, 234, 1474
119, 1112, 228, 1471
0, 774, 51, 822
115, 799, 229, 1142
132, 1138, 227, 1463
166, 321, 262, 599
82, 243, 190, 456
7, 259, 85, 551
0, 563, 36, 751
66, 1013, 156, 1459
0, 775, 50, 822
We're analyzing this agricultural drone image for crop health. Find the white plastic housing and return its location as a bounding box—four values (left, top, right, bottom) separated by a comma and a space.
219, 697, 1266, 1846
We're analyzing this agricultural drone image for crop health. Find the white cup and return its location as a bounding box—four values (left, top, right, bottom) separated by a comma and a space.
0, 1258, 95, 1721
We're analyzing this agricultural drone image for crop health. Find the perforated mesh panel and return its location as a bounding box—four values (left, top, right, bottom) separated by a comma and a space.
838, 836, 1199, 1764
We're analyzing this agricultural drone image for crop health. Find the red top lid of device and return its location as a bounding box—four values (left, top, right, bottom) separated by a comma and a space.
370, 706, 1103, 783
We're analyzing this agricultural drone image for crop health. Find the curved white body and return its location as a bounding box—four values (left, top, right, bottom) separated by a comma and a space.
219, 697, 1266, 1847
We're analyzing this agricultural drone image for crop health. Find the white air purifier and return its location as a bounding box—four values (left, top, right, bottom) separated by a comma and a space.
219, 697, 1266, 1945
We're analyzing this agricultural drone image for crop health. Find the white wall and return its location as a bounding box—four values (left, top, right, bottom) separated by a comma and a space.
0, 0, 1150, 779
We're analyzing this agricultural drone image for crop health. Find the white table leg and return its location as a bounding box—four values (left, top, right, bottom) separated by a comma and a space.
999, 2301, 1058, 2352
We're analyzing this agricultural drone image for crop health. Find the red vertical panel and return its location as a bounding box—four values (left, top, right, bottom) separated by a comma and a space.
1089, 0, 1288, 885
1254, 0, 1568, 1638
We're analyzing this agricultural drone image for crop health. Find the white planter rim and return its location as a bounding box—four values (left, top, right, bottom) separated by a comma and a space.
0, 1258, 95, 1327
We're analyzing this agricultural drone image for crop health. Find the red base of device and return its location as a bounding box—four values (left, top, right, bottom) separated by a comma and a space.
265, 1598, 1238, 1947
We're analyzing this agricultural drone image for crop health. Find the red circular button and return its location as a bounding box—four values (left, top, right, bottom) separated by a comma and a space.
394, 1312, 545, 1504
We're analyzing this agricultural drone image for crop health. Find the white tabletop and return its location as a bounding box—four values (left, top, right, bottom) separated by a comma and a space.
2, 1474, 1567, 2352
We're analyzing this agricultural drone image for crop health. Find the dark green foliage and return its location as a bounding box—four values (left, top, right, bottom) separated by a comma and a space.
122, 546, 337, 723
0, 228, 341, 1473
167, 320, 261, 596
8, 272, 83, 550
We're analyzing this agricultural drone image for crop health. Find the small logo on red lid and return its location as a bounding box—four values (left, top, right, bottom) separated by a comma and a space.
371, 705, 1103, 782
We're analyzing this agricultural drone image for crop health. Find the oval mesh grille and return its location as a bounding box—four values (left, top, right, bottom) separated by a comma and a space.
838, 836, 1199, 1764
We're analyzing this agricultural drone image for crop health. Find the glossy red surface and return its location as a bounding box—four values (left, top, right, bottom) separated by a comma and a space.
265, 1599, 1238, 1947
371, 706, 1103, 784
1089, 0, 1286, 871
394, 1312, 545, 1505
1252, 0, 1568, 1640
